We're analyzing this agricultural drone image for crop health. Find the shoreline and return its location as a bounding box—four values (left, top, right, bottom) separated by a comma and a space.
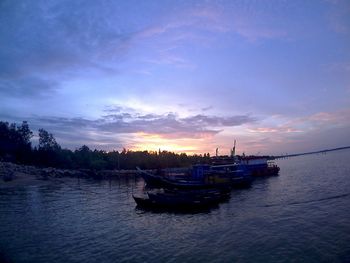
0, 161, 139, 188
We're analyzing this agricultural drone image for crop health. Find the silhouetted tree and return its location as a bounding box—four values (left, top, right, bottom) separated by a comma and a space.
0, 121, 33, 163
74, 145, 92, 168
36, 128, 61, 167
17, 121, 33, 146
38, 129, 60, 151
0, 120, 215, 171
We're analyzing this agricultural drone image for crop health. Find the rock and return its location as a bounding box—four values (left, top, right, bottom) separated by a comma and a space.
3, 170, 15, 182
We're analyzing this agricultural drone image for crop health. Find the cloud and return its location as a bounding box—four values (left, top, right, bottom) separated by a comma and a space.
183, 114, 256, 127
240, 108, 350, 154
248, 127, 302, 133
233, 24, 287, 42
137, 6, 230, 39
201, 106, 213, 112
287, 108, 350, 129
243, 124, 350, 155
0, 0, 134, 98
4, 106, 257, 150
0, 76, 58, 98
144, 52, 196, 69
129, 2, 291, 72
133, 6, 230, 68
247, 108, 350, 136
137, 3, 287, 45
98, 112, 218, 137
228, 5, 288, 42
0, 1, 292, 101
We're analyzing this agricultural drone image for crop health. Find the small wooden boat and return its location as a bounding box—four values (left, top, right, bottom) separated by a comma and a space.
133, 195, 156, 208
133, 188, 224, 210
137, 168, 165, 187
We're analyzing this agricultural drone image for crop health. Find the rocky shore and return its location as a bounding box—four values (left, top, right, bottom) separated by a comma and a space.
0, 162, 138, 186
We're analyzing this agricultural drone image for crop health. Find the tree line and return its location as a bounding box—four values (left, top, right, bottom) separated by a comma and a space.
0, 120, 211, 170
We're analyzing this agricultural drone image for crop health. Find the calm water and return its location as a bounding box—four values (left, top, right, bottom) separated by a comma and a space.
1, 149, 350, 263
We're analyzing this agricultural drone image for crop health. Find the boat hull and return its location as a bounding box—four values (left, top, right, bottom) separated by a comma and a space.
133, 188, 226, 211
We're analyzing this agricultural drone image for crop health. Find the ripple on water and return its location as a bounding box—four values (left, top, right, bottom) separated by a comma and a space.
1, 150, 350, 262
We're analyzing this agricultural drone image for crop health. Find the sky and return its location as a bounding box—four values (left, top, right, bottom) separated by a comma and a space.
1, 0, 350, 155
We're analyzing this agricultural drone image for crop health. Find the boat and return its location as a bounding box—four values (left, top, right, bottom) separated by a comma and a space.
137, 166, 233, 191
239, 157, 280, 176
210, 156, 280, 177
137, 163, 252, 189
137, 168, 166, 187
210, 163, 252, 188
133, 188, 227, 210
210, 141, 280, 177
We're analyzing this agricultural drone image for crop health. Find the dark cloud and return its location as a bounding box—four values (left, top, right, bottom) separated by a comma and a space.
0, 0, 136, 98
36, 116, 99, 128
201, 106, 213, 111
136, 113, 161, 120
13, 107, 257, 149
0, 104, 257, 149
51, 110, 254, 136
102, 113, 133, 121
183, 114, 256, 127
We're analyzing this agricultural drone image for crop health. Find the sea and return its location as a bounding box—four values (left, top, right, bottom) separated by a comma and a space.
0, 149, 349, 263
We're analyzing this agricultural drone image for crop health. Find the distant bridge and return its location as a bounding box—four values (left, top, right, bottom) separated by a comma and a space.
271, 146, 350, 160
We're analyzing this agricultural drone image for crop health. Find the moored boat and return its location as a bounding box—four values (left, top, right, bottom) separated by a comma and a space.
239, 157, 280, 176
210, 163, 252, 188
133, 188, 226, 210
137, 164, 251, 190
210, 141, 280, 177
210, 156, 280, 177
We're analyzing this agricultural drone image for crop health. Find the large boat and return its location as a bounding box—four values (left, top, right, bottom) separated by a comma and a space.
211, 163, 252, 187
211, 156, 279, 177
238, 156, 280, 176
211, 141, 280, 176
137, 164, 251, 190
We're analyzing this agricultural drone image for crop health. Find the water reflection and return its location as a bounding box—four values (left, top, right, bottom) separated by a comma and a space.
0, 150, 350, 262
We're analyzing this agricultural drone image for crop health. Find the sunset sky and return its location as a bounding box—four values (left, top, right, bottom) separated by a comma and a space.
1, 0, 350, 155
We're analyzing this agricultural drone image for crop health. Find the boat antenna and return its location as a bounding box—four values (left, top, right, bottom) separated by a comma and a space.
231, 139, 236, 157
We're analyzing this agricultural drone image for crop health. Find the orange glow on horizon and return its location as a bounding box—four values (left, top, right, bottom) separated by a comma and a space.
128, 132, 276, 156
131, 132, 205, 154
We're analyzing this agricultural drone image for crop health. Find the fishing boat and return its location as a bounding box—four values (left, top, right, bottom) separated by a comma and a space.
137, 162, 252, 190
239, 157, 280, 176
211, 163, 252, 188
133, 188, 227, 210
137, 165, 233, 191
211, 141, 280, 177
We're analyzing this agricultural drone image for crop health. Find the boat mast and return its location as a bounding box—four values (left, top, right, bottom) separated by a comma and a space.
231, 139, 236, 157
